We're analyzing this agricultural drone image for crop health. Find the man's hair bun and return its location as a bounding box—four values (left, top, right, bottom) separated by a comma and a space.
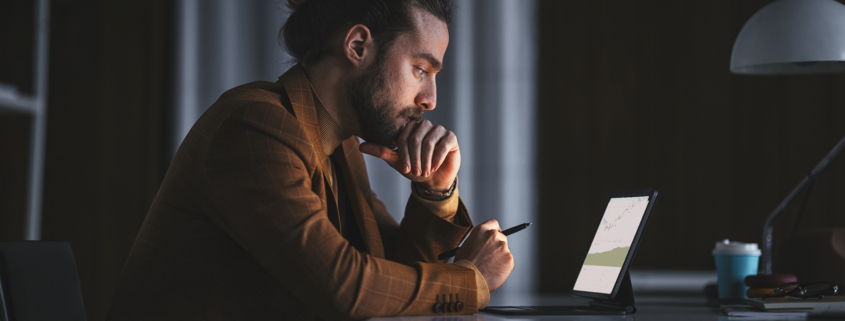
280, 0, 452, 64
286, 0, 310, 11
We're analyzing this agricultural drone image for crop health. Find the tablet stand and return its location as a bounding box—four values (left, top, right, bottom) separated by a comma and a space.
587, 270, 636, 314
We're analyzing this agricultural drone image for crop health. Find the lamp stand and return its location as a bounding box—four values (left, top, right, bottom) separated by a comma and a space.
761, 133, 845, 274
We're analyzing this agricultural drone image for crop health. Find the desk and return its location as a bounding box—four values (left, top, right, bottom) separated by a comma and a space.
371, 293, 731, 321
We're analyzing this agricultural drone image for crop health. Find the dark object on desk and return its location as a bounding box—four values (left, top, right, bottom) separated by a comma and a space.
745, 287, 774, 299
745, 274, 797, 288
0, 241, 87, 321
744, 274, 797, 298
437, 222, 531, 260
775, 228, 845, 285
761, 281, 839, 299
483, 189, 659, 315
482, 271, 635, 316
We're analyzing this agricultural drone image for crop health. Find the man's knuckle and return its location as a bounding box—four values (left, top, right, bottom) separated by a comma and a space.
415, 130, 428, 141
410, 136, 422, 148
399, 125, 413, 136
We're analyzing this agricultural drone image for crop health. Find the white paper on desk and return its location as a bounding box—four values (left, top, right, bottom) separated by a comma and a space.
721, 305, 808, 320
810, 303, 845, 318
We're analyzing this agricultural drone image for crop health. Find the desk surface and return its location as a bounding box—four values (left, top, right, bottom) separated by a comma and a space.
371, 293, 734, 321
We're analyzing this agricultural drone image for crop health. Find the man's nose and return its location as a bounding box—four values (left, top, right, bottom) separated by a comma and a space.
415, 82, 437, 111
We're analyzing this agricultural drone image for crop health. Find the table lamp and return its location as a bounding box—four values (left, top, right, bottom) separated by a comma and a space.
730, 0, 845, 275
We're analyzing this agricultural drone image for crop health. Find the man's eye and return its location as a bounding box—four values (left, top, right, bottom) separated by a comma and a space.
415, 67, 427, 77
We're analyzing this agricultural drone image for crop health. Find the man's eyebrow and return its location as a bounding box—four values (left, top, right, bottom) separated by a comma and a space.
414, 52, 442, 73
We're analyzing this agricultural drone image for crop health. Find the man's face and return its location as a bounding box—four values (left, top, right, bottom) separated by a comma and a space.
347, 8, 449, 149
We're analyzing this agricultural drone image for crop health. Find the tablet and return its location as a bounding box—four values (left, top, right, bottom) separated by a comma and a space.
571, 189, 659, 300
481, 189, 659, 315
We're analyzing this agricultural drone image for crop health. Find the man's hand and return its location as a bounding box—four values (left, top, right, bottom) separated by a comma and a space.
454, 219, 514, 292
359, 120, 460, 191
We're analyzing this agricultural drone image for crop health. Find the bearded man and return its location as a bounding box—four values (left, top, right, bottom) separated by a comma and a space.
108, 0, 513, 319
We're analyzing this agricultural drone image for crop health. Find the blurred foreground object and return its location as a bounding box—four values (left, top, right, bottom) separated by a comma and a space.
0, 242, 87, 321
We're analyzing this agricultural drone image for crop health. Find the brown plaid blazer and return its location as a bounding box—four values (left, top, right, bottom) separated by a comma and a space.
107, 65, 488, 320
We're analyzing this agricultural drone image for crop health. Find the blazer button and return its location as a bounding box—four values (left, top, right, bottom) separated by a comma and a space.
452, 294, 462, 312
433, 302, 443, 313
456, 301, 464, 312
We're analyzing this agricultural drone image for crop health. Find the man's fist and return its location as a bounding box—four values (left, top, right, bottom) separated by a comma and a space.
359, 119, 460, 191
454, 219, 514, 292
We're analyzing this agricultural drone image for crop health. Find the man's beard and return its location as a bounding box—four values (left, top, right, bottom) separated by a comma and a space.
347, 53, 423, 149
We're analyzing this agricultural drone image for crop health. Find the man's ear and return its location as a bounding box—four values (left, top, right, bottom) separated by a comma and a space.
343, 24, 374, 67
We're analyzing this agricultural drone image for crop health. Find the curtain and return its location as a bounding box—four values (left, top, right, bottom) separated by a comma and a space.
173, 0, 293, 146
173, 0, 538, 295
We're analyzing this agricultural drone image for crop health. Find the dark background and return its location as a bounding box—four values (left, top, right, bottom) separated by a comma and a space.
537, 0, 845, 292
1, 0, 844, 319
1, 1, 169, 319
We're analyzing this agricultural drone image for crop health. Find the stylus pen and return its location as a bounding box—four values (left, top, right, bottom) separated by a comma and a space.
437, 223, 532, 260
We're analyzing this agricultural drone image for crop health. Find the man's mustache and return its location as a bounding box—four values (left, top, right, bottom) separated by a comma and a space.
401, 107, 424, 121
387, 107, 426, 151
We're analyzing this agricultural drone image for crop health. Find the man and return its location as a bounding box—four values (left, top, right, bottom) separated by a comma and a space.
108, 0, 513, 319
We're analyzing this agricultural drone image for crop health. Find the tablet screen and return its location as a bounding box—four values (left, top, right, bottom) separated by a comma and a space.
572, 196, 650, 294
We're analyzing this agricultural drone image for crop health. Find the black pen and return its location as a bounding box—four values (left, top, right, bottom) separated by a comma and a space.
437, 222, 532, 260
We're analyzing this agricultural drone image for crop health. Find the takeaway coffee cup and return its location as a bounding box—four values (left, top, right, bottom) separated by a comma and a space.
712, 239, 761, 301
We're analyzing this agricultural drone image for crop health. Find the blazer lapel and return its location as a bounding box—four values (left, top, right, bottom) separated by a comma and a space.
278, 65, 341, 230
277, 65, 381, 255
333, 139, 385, 258
278, 65, 330, 177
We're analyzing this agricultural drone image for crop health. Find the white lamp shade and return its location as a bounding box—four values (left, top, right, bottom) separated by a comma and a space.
730, 0, 845, 74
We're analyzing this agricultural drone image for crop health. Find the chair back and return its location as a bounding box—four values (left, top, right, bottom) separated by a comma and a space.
0, 241, 87, 321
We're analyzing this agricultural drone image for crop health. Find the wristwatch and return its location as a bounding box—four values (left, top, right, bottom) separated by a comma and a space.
413, 177, 457, 201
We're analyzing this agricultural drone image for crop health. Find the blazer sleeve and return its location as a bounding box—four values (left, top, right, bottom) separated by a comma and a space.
344, 138, 474, 265
197, 102, 486, 319
350, 140, 490, 308
393, 186, 474, 264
